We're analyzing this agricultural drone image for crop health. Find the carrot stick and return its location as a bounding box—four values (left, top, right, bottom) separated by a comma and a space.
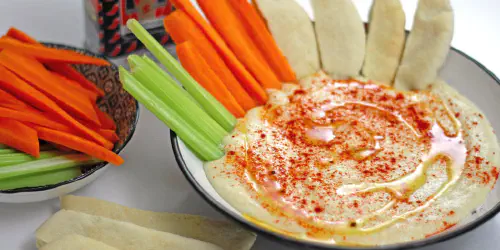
164, 11, 256, 111
6, 27, 38, 44
168, 0, 268, 104
177, 42, 245, 118
34, 126, 123, 166
46, 63, 105, 97
94, 105, 116, 130
0, 37, 110, 66
196, 0, 281, 90
0, 118, 39, 157
228, 0, 296, 82
52, 73, 98, 103
0, 88, 29, 109
0, 65, 112, 149
99, 129, 119, 143
0, 107, 70, 131
0, 50, 101, 127
5, 28, 106, 97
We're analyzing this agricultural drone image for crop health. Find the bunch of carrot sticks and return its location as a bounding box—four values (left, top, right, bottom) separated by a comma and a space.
165, 0, 296, 118
0, 28, 123, 166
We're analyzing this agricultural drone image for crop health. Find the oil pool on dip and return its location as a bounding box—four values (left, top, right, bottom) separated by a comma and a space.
205, 72, 500, 245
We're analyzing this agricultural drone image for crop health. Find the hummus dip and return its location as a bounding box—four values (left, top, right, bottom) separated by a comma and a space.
204, 72, 500, 245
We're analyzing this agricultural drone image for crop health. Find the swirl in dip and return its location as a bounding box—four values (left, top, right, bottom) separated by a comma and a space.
204, 72, 500, 245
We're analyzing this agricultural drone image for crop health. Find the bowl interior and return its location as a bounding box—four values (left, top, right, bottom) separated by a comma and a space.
0, 43, 139, 194
172, 47, 500, 249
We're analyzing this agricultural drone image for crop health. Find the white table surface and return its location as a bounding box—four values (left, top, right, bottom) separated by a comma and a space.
0, 0, 499, 249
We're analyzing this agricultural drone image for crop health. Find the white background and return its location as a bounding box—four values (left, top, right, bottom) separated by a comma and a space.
0, 0, 499, 249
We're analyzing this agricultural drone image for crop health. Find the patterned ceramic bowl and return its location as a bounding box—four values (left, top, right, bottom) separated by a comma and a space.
0, 43, 139, 203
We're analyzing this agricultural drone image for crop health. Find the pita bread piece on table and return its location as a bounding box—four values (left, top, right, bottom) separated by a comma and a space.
394, 0, 454, 91
312, 0, 366, 79
254, 0, 320, 79
362, 0, 406, 84
60, 195, 256, 250
36, 210, 223, 250
39, 234, 118, 250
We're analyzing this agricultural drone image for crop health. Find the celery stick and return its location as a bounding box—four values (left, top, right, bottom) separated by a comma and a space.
119, 67, 223, 161
0, 154, 101, 180
0, 151, 66, 167
0, 148, 17, 154
0, 168, 81, 190
126, 19, 236, 132
130, 62, 227, 145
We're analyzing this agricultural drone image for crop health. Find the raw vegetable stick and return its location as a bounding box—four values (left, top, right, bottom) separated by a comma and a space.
197, 0, 281, 90
228, 0, 296, 82
6, 27, 38, 44
176, 42, 245, 118
99, 129, 119, 143
0, 151, 65, 167
119, 67, 224, 161
0, 50, 101, 127
167, 0, 268, 104
128, 55, 227, 144
0, 168, 81, 191
0, 154, 99, 180
0, 118, 39, 157
0, 107, 71, 131
0, 88, 30, 109
46, 63, 105, 97
34, 126, 123, 166
0, 65, 112, 149
126, 19, 236, 132
164, 11, 257, 111
52, 73, 98, 102
94, 105, 116, 130
6, 27, 105, 96
0, 37, 110, 66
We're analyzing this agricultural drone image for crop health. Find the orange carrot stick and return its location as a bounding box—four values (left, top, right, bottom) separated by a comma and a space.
228, 0, 296, 82
0, 107, 70, 131
46, 63, 105, 97
177, 42, 246, 118
0, 37, 110, 66
168, 0, 268, 104
196, 0, 281, 90
52, 73, 98, 103
0, 88, 29, 109
6, 27, 38, 44
34, 126, 123, 166
99, 129, 119, 143
5, 28, 106, 97
164, 11, 256, 111
0, 65, 112, 149
0, 118, 39, 157
0, 50, 101, 127
94, 105, 116, 130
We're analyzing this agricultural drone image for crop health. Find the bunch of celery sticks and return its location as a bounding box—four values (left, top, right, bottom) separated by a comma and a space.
120, 20, 237, 161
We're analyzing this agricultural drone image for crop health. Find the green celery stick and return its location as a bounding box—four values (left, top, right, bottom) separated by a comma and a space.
0, 168, 81, 190
127, 54, 143, 70
119, 67, 223, 161
0, 144, 54, 154
126, 19, 236, 132
0, 154, 101, 180
0, 151, 66, 167
129, 57, 227, 144
0, 148, 17, 154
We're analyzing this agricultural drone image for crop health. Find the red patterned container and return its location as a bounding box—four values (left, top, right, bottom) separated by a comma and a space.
84, 0, 174, 57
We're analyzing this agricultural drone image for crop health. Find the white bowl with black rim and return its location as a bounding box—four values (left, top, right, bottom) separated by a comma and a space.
171, 45, 500, 249
0, 43, 139, 203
